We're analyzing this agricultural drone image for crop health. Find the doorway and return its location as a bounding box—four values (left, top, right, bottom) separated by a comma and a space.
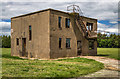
22, 38, 27, 57
77, 41, 82, 55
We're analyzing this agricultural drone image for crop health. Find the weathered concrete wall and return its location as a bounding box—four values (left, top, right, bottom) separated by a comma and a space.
11, 9, 97, 59
49, 10, 77, 59
11, 10, 50, 59
67, 15, 97, 56
80, 16, 97, 56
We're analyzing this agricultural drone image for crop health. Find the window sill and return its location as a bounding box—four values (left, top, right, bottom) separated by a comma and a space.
66, 27, 70, 28
89, 48, 94, 50
59, 28, 62, 30
66, 47, 71, 49
29, 40, 32, 42
59, 48, 62, 49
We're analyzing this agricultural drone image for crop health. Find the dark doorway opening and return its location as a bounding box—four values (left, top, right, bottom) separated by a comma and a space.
77, 41, 82, 55
22, 38, 27, 57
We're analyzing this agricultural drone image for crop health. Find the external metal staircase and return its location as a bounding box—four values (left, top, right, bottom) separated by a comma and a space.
67, 4, 97, 39
75, 14, 91, 39
75, 14, 97, 39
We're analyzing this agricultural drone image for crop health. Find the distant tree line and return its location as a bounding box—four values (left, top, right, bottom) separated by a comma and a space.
97, 33, 120, 48
0, 35, 11, 48
0, 33, 119, 48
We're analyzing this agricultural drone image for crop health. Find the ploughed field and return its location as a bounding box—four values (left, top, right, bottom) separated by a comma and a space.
2, 48, 104, 77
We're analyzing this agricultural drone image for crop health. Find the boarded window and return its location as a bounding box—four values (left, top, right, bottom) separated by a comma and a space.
16, 38, 19, 45
66, 38, 71, 48
59, 38, 62, 48
58, 17, 61, 29
65, 18, 70, 28
89, 40, 94, 50
29, 25, 32, 41
30, 52, 33, 58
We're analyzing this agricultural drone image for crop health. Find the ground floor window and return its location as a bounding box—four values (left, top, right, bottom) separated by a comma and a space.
89, 40, 94, 50
59, 38, 62, 48
66, 38, 71, 48
29, 25, 32, 41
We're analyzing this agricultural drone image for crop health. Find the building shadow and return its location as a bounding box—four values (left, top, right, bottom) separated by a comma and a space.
2, 54, 24, 60
96, 54, 109, 56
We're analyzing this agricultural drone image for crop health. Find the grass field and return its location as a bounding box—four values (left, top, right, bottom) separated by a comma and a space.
97, 48, 119, 60
2, 48, 104, 77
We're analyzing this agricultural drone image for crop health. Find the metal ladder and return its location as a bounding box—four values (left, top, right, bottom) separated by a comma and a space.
67, 4, 92, 38
75, 14, 91, 38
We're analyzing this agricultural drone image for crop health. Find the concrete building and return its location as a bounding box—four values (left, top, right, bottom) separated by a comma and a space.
11, 8, 97, 59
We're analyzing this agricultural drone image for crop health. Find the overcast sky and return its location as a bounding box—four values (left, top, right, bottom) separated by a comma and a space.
0, 0, 119, 35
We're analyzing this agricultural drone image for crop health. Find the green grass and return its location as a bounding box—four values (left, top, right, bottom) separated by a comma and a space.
2, 48, 104, 77
97, 48, 119, 60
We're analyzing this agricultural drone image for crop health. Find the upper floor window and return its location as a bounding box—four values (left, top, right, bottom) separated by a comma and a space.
58, 17, 62, 29
29, 25, 32, 41
16, 38, 19, 45
59, 38, 62, 48
66, 38, 71, 48
86, 22, 93, 31
65, 18, 70, 28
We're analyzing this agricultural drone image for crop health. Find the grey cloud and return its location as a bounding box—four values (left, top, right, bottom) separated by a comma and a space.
1, 2, 118, 20
0, 2, 119, 35
0, 21, 11, 32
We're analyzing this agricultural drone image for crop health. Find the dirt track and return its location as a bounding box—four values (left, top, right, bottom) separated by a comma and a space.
79, 56, 119, 77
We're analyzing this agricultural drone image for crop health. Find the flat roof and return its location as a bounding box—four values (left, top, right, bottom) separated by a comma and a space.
81, 16, 97, 20
11, 8, 97, 20
11, 8, 69, 19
